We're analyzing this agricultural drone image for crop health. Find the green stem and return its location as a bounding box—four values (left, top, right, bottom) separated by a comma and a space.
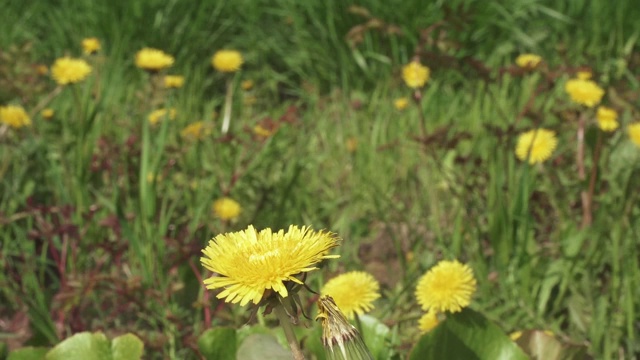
221, 78, 234, 134
274, 303, 305, 360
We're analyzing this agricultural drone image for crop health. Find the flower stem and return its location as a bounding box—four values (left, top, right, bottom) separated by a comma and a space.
274, 303, 305, 360
221, 78, 234, 134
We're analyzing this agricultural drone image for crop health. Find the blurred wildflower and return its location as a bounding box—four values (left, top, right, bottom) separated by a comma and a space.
577, 71, 592, 80
346, 137, 358, 153
51, 57, 92, 85
316, 296, 374, 360
394, 97, 409, 110
596, 106, 618, 132
564, 78, 604, 107
212, 50, 243, 73
148, 108, 177, 125
82, 37, 101, 55
253, 124, 273, 138
36, 65, 49, 75
402, 61, 430, 89
212, 197, 241, 221
241, 80, 254, 91
41, 108, 54, 120
201, 225, 340, 306
180, 121, 211, 140
415, 260, 477, 313
515, 54, 542, 69
418, 310, 440, 334
146, 172, 162, 183
135, 48, 174, 72
164, 75, 184, 89
510, 331, 523, 341
628, 123, 640, 148
515, 128, 558, 164
321, 271, 380, 319
0, 105, 31, 128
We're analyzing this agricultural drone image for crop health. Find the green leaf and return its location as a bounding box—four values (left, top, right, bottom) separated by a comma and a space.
111, 334, 144, 360
236, 334, 292, 360
197, 327, 237, 360
358, 315, 390, 360
7, 347, 48, 360
409, 309, 529, 360
514, 330, 588, 360
45, 332, 110, 360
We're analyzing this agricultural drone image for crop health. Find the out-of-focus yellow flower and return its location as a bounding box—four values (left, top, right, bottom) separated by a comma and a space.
0, 105, 31, 128
564, 78, 604, 107
211, 50, 243, 73
180, 121, 211, 140
346, 137, 358, 153
515, 128, 558, 164
135, 48, 174, 72
628, 123, 640, 148
394, 97, 409, 110
212, 197, 242, 221
515, 54, 542, 69
415, 260, 477, 313
418, 310, 440, 334
253, 125, 273, 138
510, 331, 523, 341
148, 108, 177, 125
402, 61, 430, 89
241, 80, 254, 91
596, 106, 619, 132
41, 108, 55, 120
577, 71, 592, 80
164, 75, 184, 89
82, 37, 101, 55
51, 57, 92, 85
36, 65, 49, 75
321, 271, 380, 319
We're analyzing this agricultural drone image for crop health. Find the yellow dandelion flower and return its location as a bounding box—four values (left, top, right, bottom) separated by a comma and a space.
321, 271, 380, 319
577, 71, 592, 80
180, 121, 211, 140
564, 78, 604, 107
515, 54, 542, 69
0, 105, 31, 128
201, 225, 340, 306
41, 108, 55, 120
628, 123, 640, 148
415, 260, 477, 313
316, 295, 374, 360
596, 106, 619, 132
510, 331, 523, 341
135, 48, 174, 72
241, 80, 254, 91
402, 61, 430, 89
164, 75, 184, 89
253, 125, 273, 138
418, 310, 440, 334
147, 108, 177, 125
515, 128, 558, 164
82, 37, 101, 55
394, 97, 409, 110
211, 50, 243, 73
51, 57, 92, 85
212, 197, 242, 221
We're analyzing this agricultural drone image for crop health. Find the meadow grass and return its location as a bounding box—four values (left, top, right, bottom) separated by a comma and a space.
1, 0, 639, 359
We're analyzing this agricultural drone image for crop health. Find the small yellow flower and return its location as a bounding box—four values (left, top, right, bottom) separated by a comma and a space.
51, 57, 92, 85
36, 65, 49, 75
164, 75, 184, 89
415, 260, 477, 313
628, 123, 640, 148
418, 310, 440, 334
0, 105, 31, 128
515, 128, 558, 164
201, 225, 340, 306
515, 54, 542, 69
253, 125, 273, 138
41, 108, 55, 120
564, 78, 604, 107
402, 61, 430, 89
596, 106, 619, 132
510, 331, 523, 341
211, 50, 243, 73
135, 48, 174, 72
212, 197, 242, 221
180, 121, 211, 140
148, 108, 177, 125
82, 37, 101, 55
241, 80, 254, 91
321, 271, 380, 319
394, 97, 409, 110
577, 71, 592, 80
346, 137, 358, 153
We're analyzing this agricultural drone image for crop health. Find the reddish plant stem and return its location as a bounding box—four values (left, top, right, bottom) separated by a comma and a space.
581, 131, 603, 228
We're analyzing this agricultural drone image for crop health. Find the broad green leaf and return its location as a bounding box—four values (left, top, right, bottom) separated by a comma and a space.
236, 334, 292, 360
197, 327, 236, 360
514, 330, 588, 360
7, 347, 48, 360
358, 315, 390, 360
45, 332, 110, 360
111, 334, 144, 360
409, 309, 529, 360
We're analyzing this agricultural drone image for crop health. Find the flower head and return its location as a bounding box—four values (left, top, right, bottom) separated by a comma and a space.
164, 75, 184, 89
135, 48, 174, 72
577, 71, 592, 80
241, 80, 254, 91
418, 310, 440, 334
564, 78, 604, 107
515, 128, 558, 164
0, 105, 31, 128
82, 37, 101, 55
180, 121, 211, 140
402, 61, 430, 89
596, 106, 619, 132
415, 260, 477, 313
41, 108, 54, 120
201, 225, 340, 306
148, 108, 176, 125
51, 57, 92, 85
321, 271, 380, 319
628, 123, 640, 148
211, 50, 243, 73
212, 197, 241, 221
394, 97, 409, 110
515, 54, 542, 69
316, 295, 374, 360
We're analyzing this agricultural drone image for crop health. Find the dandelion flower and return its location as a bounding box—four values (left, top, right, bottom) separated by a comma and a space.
402, 61, 430, 89
316, 295, 374, 360
211, 50, 243, 73
415, 260, 477, 313
82, 37, 101, 55
0, 105, 31, 128
577, 71, 592, 80
321, 271, 380, 319
394, 97, 409, 110
212, 197, 241, 221
596, 106, 619, 132
135, 48, 174, 72
515, 54, 542, 69
510, 331, 523, 341
180, 121, 211, 140
148, 108, 177, 125
51, 57, 92, 85
628, 123, 640, 148
418, 310, 440, 334
564, 78, 604, 107
241, 80, 254, 91
201, 225, 340, 306
515, 128, 558, 164
41, 108, 54, 120
164, 75, 184, 89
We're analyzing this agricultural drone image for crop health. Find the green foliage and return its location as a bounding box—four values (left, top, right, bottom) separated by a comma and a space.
197, 328, 236, 360
5, 333, 142, 360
